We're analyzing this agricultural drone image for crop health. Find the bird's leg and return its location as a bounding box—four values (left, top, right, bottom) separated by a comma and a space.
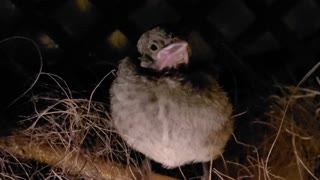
140, 157, 152, 179
202, 162, 212, 180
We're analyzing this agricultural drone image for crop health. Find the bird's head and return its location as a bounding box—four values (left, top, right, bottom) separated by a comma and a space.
137, 26, 191, 71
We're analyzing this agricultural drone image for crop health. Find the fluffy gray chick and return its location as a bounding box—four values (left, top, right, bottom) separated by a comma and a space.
110, 26, 233, 169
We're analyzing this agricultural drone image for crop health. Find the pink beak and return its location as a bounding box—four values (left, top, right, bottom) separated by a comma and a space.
152, 41, 189, 71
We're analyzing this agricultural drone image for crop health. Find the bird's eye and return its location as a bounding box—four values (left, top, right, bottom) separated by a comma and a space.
150, 44, 158, 51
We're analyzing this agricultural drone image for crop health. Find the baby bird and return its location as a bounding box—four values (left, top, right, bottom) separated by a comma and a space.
110, 26, 233, 173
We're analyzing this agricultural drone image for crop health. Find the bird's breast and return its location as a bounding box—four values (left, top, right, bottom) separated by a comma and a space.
110, 59, 233, 167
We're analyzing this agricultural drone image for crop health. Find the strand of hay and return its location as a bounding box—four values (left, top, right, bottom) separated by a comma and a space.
0, 36, 44, 108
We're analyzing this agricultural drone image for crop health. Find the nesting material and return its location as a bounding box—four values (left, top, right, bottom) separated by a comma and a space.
216, 83, 320, 179
0, 95, 175, 180
255, 86, 320, 180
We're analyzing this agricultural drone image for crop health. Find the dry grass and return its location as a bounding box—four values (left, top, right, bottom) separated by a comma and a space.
0, 93, 175, 179
231, 86, 320, 180
214, 79, 320, 179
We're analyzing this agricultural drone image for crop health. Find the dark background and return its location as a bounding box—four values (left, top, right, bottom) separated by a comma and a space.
1, 0, 320, 178
1, 0, 320, 107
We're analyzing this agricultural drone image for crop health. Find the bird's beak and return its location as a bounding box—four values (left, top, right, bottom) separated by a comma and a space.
152, 41, 189, 70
